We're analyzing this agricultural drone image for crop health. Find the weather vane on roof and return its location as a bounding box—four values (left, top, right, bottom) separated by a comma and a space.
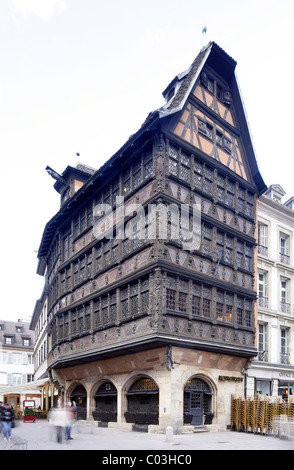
202, 26, 208, 46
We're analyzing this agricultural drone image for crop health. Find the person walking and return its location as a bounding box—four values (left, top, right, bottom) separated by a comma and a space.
65, 401, 74, 440
2, 403, 14, 440
48, 405, 67, 443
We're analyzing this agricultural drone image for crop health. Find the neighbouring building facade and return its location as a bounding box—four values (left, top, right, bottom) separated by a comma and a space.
34, 42, 266, 432
246, 185, 294, 399
0, 320, 39, 410
30, 288, 60, 411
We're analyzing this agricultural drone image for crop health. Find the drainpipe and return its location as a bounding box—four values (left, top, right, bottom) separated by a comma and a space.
241, 359, 251, 399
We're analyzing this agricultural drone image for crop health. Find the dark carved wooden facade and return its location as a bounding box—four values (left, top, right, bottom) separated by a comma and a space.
36, 43, 266, 417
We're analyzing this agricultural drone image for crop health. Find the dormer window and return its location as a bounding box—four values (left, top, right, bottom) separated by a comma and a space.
264, 185, 286, 203
4, 336, 13, 345
16, 326, 22, 333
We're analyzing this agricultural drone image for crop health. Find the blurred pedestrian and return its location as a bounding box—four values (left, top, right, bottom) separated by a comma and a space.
65, 401, 74, 440
2, 403, 14, 440
48, 405, 67, 443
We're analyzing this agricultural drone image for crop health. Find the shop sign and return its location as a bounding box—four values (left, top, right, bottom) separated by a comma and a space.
218, 376, 243, 382
279, 372, 294, 379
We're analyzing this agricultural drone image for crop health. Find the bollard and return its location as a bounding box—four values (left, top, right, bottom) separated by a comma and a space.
166, 426, 173, 442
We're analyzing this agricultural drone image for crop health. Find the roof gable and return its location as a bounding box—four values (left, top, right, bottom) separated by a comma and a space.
159, 42, 266, 193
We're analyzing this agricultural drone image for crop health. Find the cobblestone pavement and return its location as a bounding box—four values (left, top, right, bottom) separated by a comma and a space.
0, 420, 293, 451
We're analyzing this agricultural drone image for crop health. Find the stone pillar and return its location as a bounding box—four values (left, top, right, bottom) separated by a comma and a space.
116, 385, 122, 423
158, 367, 183, 432
86, 390, 91, 420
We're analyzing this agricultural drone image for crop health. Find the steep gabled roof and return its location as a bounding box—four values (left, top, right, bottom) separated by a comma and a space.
37, 42, 266, 264
157, 41, 266, 194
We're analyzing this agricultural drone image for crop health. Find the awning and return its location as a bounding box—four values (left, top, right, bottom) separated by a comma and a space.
0, 378, 49, 396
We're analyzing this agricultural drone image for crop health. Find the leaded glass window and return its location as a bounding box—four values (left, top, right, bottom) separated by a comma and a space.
203, 287, 211, 318
109, 293, 117, 323
143, 149, 153, 179
85, 304, 91, 331
204, 166, 213, 193
129, 378, 159, 392
94, 300, 101, 328
226, 180, 235, 206
71, 312, 77, 335
130, 283, 138, 316
166, 289, 176, 310
245, 300, 252, 327
121, 288, 129, 318
237, 297, 243, 325
202, 225, 212, 255
216, 175, 225, 202
141, 278, 149, 311
102, 296, 108, 324
194, 160, 203, 190
192, 283, 201, 317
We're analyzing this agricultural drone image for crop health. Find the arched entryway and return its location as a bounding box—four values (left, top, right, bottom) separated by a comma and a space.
184, 377, 213, 426
93, 382, 117, 423
70, 384, 87, 420
125, 377, 159, 425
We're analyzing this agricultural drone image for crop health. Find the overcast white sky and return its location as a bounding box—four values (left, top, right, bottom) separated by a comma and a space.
0, 0, 293, 323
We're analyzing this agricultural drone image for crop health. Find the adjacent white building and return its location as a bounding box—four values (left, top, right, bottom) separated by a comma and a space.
246, 185, 294, 399
0, 319, 36, 408
30, 288, 48, 382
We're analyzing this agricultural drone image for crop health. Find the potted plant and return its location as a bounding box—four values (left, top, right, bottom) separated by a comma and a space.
23, 407, 35, 423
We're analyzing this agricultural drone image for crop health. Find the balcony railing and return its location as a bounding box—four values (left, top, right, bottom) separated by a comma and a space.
280, 253, 290, 264
258, 296, 268, 308
280, 301, 291, 313
257, 350, 268, 362
280, 352, 290, 364
258, 245, 268, 256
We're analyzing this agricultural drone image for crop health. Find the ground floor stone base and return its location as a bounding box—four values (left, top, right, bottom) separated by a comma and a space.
51, 346, 248, 433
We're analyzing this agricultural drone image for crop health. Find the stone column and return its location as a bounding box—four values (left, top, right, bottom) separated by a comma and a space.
158, 366, 184, 432
116, 385, 123, 423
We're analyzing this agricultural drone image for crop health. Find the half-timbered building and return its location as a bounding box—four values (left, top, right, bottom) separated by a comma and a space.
35, 42, 266, 431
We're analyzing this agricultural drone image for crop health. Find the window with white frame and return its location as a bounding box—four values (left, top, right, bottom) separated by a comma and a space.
280, 278, 290, 313
280, 233, 290, 264
0, 351, 7, 363
258, 272, 268, 308
12, 374, 22, 385
258, 323, 267, 361
12, 353, 21, 364
258, 223, 268, 256
280, 328, 290, 364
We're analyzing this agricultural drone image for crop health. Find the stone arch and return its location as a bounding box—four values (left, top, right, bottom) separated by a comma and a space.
183, 374, 216, 426
123, 372, 159, 426
69, 382, 88, 420
92, 379, 118, 423
122, 370, 159, 393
